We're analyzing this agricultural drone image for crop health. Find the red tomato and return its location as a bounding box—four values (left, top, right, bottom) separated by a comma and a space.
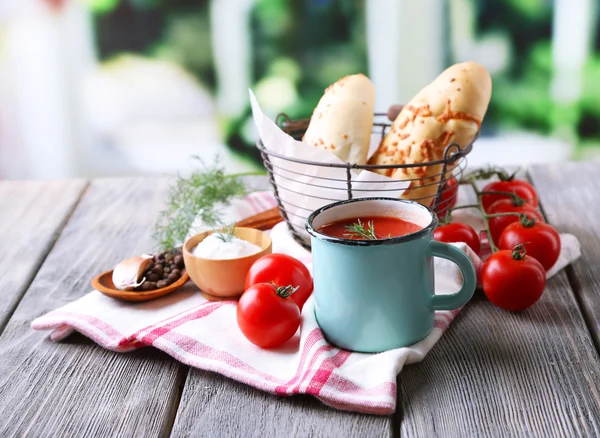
237, 283, 301, 348
245, 254, 313, 311
487, 199, 544, 245
481, 178, 539, 213
433, 223, 481, 254
434, 177, 459, 219
498, 218, 561, 271
482, 244, 546, 311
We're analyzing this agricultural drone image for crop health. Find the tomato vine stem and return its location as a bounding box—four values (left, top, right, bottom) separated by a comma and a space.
449, 204, 481, 211
455, 169, 540, 254
464, 177, 499, 252
478, 190, 527, 204
461, 166, 521, 183
485, 212, 532, 219
463, 181, 534, 252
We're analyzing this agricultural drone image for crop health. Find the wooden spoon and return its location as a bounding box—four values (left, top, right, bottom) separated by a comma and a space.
236, 206, 283, 230
91, 270, 189, 302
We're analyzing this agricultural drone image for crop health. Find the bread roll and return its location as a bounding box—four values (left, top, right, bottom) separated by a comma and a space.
303, 74, 375, 165
368, 62, 492, 206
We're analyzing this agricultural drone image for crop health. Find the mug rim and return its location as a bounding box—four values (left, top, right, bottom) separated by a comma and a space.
305, 197, 438, 246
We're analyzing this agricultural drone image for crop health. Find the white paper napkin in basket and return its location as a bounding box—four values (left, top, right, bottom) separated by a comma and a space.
249, 91, 410, 244
31, 191, 581, 415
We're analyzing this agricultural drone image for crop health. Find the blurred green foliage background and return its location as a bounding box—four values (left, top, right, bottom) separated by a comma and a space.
85, 0, 600, 163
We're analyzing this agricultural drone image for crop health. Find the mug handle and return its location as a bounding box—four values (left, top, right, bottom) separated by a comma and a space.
428, 240, 477, 311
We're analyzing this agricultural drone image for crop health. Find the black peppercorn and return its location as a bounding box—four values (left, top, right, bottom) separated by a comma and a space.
133, 247, 184, 292
138, 282, 153, 291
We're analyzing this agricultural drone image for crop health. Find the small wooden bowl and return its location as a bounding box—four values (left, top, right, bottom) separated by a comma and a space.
91, 270, 190, 302
183, 227, 272, 301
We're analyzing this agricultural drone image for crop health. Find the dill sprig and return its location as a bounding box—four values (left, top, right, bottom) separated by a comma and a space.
343, 219, 378, 240
214, 222, 237, 243
153, 157, 250, 251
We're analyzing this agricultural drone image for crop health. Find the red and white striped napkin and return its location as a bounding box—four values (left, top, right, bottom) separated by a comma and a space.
31, 192, 580, 415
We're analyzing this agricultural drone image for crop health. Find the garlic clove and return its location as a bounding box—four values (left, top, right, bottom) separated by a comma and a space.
112, 254, 153, 291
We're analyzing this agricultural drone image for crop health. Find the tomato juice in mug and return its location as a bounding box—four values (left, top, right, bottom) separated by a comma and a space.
317, 215, 422, 240
306, 197, 477, 353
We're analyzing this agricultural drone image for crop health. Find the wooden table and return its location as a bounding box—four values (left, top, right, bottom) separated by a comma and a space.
1, 163, 599, 437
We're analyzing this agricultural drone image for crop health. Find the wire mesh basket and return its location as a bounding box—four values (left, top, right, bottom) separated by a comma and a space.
257, 112, 473, 249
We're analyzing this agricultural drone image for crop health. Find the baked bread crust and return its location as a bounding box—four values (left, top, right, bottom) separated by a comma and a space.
303, 74, 375, 165
368, 62, 492, 206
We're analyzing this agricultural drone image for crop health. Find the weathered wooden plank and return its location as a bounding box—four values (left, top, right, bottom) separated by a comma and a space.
170, 369, 393, 438
400, 167, 600, 437
0, 180, 86, 333
0, 178, 186, 438
401, 272, 600, 437
529, 162, 600, 353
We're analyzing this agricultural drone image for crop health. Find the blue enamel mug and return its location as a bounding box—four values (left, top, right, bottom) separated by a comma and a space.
306, 197, 476, 353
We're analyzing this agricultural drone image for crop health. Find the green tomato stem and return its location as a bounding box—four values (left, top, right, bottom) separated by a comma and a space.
511, 243, 529, 260
478, 190, 526, 205
439, 204, 480, 225
461, 166, 521, 183
448, 204, 481, 211
520, 215, 537, 228
484, 212, 531, 219
466, 177, 499, 253
275, 285, 299, 298
460, 169, 532, 254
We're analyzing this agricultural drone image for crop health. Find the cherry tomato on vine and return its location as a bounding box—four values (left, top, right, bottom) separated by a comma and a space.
433, 223, 481, 254
498, 217, 561, 271
487, 199, 543, 245
482, 244, 546, 311
434, 177, 459, 219
245, 254, 313, 311
481, 178, 539, 213
237, 283, 301, 348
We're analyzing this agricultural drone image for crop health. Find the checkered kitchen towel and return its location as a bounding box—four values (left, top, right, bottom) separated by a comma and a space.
31, 192, 580, 415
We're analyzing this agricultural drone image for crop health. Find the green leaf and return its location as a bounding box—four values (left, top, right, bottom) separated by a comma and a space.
83, 0, 119, 14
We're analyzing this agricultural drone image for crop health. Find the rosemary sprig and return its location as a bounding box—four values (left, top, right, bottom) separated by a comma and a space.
343, 219, 378, 240
214, 222, 237, 243
153, 157, 261, 251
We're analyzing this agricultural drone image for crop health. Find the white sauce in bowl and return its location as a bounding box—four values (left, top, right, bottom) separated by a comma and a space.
192, 234, 262, 260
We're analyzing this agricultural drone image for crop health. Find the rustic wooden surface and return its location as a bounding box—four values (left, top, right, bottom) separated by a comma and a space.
0, 180, 86, 333
170, 369, 393, 438
529, 162, 600, 354
397, 170, 600, 437
400, 272, 600, 437
0, 169, 599, 437
0, 178, 185, 437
